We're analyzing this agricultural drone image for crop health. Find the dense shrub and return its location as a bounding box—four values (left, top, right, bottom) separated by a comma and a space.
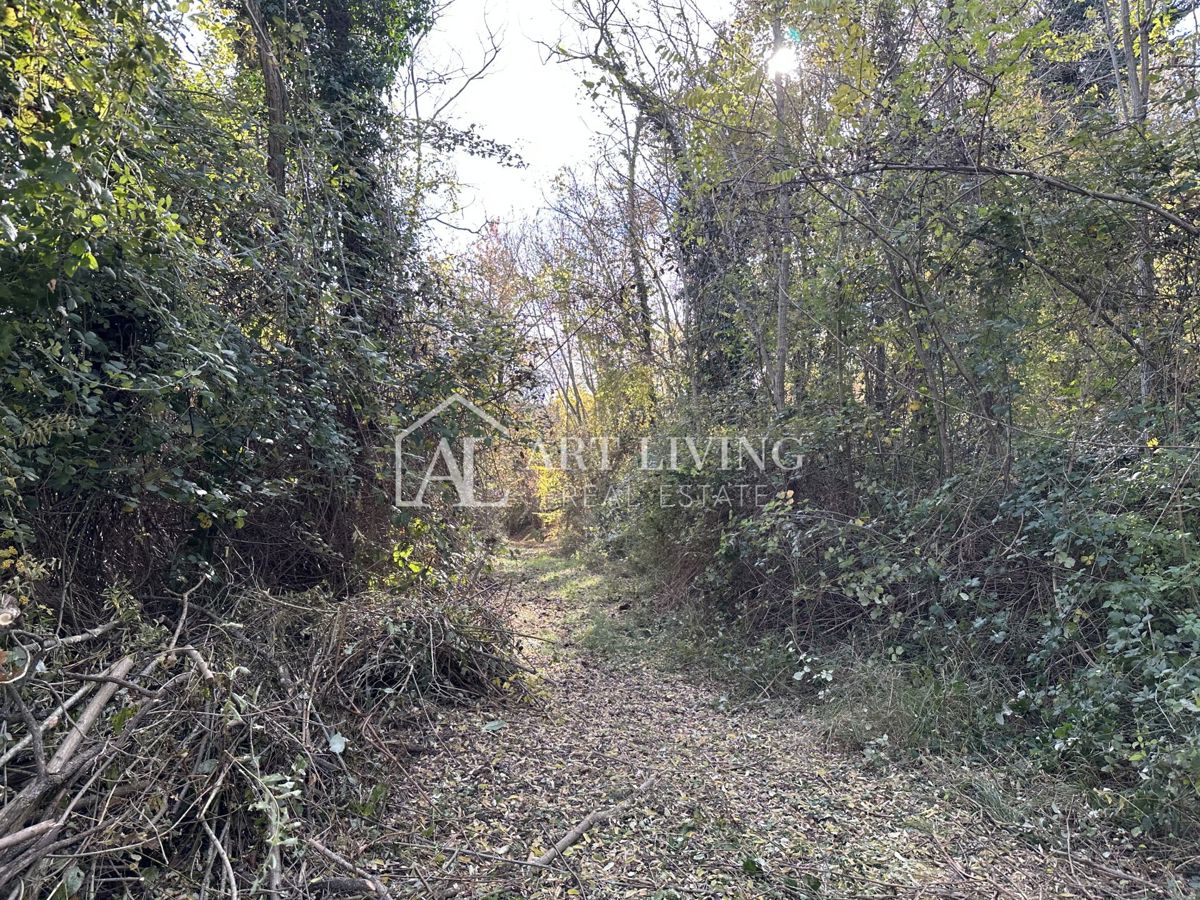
595, 409, 1200, 834
0, 0, 526, 615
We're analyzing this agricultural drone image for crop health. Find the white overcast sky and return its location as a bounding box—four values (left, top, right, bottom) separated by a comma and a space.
417, 0, 734, 241
418, 0, 601, 238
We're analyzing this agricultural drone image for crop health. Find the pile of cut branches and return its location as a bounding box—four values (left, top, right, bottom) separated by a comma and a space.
0, 573, 524, 897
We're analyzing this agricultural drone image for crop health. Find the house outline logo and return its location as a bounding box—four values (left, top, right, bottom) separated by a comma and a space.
394, 393, 510, 508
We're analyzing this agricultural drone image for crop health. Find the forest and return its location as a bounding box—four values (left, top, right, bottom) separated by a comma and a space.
2, 0, 1200, 896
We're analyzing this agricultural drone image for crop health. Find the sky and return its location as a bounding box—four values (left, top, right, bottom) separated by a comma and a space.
416, 0, 602, 239
178, 0, 733, 243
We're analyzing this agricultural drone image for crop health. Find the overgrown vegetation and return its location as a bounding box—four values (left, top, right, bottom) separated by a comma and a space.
490, 0, 1200, 843
5, 0, 1200, 890
0, 0, 530, 891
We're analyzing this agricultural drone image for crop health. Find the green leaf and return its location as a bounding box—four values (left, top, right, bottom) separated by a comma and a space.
742, 856, 765, 877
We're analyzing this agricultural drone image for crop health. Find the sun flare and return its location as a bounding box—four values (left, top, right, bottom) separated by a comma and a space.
766, 45, 799, 78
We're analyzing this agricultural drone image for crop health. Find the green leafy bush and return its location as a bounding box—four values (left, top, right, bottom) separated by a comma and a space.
0, 0, 526, 613
599, 406, 1200, 834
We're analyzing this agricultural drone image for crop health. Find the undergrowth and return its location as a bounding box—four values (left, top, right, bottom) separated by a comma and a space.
574, 546, 1199, 853
580, 591, 1169, 851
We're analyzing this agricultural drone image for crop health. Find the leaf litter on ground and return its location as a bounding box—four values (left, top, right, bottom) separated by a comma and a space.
380, 547, 1189, 899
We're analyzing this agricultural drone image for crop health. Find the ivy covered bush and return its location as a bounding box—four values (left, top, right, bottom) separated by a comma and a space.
1, 0, 525, 614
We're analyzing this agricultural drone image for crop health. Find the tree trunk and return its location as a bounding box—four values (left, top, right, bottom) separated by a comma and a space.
244, 0, 287, 201
771, 14, 791, 413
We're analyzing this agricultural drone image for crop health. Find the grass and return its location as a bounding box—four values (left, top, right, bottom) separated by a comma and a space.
520, 547, 1015, 754
395, 544, 1186, 900
496, 545, 611, 599
553, 551, 1019, 763
818, 653, 1018, 756
571, 561, 807, 699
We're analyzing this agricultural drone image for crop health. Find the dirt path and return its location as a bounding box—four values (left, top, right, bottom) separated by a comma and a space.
389, 547, 1179, 898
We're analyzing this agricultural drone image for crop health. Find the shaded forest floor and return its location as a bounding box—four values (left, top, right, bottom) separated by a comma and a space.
387, 546, 1188, 898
